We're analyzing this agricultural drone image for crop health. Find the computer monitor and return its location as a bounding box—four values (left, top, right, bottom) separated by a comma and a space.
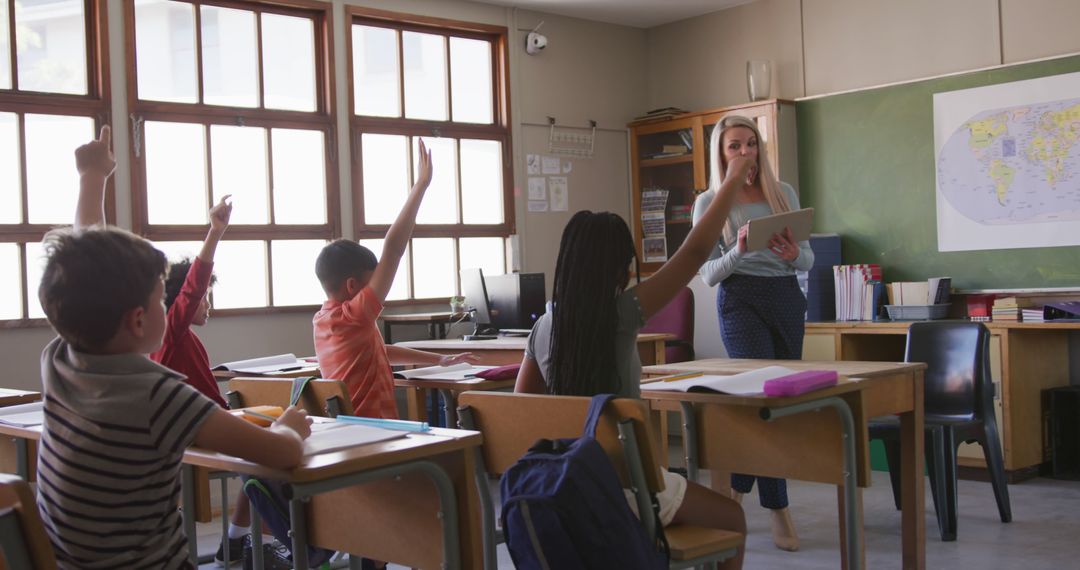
485, 273, 546, 331
460, 268, 498, 338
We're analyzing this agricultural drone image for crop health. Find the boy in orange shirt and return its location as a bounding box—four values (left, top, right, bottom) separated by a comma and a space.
314, 140, 477, 418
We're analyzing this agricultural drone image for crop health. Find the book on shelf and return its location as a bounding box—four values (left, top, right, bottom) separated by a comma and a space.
633, 107, 689, 121
661, 144, 689, 154
669, 204, 692, 222
885, 277, 951, 306
833, 264, 882, 321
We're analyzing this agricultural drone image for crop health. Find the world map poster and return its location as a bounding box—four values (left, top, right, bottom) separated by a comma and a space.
933, 71, 1080, 252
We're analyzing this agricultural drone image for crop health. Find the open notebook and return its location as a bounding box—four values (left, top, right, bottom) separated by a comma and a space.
644, 366, 799, 395
213, 353, 315, 375
0, 401, 44, 427
393, 363, 496, 381
302, 419, 406, 457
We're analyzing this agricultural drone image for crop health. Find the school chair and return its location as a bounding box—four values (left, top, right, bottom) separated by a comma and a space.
0, 473, 56, 570
458, 391, 743, 570
641, 287, 695, 363
226, 377, 353, 417
869, 321, 1012, 541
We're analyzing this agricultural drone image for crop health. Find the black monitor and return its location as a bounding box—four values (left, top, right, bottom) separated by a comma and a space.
486, 272, 546, 331
459, 268, 498, 339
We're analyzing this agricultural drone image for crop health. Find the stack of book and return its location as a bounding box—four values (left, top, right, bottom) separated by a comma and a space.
991, 297, 1030, 322
833, 264, 883, 321
649, 144, 690, 159
806, 234, 841, 321
1021, 308, 1045, 323
632, 107, 689, 122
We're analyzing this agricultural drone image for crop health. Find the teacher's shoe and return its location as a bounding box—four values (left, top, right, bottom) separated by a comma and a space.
770, 507, 800, 551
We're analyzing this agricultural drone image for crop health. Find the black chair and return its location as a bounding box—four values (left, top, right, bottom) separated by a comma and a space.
868, 321, 1011, 541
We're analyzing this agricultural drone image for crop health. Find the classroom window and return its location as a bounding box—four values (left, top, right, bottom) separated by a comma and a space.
0, 0, 109, 324
349, 8, 512, 302
127, 0, 336, 312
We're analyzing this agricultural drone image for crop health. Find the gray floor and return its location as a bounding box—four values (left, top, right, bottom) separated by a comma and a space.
196, 468, 1080, 569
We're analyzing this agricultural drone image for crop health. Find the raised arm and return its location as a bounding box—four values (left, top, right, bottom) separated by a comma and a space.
385, 345, 479, 367
368, 140, 433, 302
634, 155, 752, 319
74, 125, 116, 230
199, 195, 233, 263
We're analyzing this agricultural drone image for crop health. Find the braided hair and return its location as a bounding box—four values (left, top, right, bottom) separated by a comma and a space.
547, 211, 639, 396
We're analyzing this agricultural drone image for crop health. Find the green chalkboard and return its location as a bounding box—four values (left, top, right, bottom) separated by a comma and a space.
797, 55, 1080, 290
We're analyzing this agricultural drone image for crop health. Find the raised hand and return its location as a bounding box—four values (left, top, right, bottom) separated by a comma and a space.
75, 125, 116, 178
724, 155, 754, 187
413, 139, 433, 192
439, 352, 481, 367
273, 406, 313, 440
209, 194, 233, 234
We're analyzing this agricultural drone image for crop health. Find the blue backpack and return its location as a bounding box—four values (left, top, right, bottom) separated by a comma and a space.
499, 394, 669, 570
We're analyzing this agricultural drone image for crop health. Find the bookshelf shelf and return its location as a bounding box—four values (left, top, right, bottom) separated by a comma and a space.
641, 155, 694, 167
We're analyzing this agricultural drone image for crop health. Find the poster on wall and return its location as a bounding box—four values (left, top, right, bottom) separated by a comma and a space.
933, 71, 1080, 252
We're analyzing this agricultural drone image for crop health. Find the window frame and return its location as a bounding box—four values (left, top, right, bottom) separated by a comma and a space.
0, 0, 112, 327
124, 0, 338, 315
347, 7, 514, 305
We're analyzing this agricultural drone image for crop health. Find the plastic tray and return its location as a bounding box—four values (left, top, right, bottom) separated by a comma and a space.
885, 304, 950, 321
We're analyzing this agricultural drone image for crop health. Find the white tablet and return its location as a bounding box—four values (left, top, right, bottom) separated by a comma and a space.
745, 207, 814, 252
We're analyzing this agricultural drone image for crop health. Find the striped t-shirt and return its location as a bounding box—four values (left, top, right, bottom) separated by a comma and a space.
38, 336, 216, 569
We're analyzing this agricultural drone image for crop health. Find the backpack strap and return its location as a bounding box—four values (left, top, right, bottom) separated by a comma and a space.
583, 394, 617, 438
290, 376, 317, 407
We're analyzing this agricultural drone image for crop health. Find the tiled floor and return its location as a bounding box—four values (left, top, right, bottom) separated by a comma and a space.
196, 468, 1080, 569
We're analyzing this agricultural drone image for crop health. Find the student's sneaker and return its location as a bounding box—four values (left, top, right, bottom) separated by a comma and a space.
214, 535, 245, 567
240, 535, 293, 570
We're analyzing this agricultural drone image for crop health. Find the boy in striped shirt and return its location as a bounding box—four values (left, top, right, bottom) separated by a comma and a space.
36, 126, 313, 569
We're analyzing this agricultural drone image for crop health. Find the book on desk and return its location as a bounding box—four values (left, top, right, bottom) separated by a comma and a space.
213, 353, 316, 375
393, 363, 496, 381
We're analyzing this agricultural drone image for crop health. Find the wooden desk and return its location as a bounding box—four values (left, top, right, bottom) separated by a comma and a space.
804, 320, 1080, 478
0, 422, 485, 570
382, 311, 462, 344
0, 391, 40, 478
395, 334, 673, 425
0, 389, 39, 408
641, 359, 926, 570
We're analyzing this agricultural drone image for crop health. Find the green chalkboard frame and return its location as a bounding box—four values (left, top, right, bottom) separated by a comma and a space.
797, 54, 1080, 290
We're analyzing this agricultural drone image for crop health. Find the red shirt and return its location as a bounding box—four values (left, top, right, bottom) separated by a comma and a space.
313, 287, 397, 419
150, 257, 227, 408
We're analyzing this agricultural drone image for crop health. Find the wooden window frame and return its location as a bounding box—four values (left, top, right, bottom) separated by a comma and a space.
347, 7, 514, 304
125, 0, 338, 315
0, 0, 112, 327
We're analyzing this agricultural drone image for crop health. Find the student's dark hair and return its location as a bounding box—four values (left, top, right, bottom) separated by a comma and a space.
38, 227, 167, 353
164, 257, 217, 311
315, 239, 377, 295
547, 211, 639, 396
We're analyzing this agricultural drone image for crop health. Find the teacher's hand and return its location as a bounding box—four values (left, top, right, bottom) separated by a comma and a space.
736, 224, 749, 254
724, 155, 754, 185
768, 227, 800, 262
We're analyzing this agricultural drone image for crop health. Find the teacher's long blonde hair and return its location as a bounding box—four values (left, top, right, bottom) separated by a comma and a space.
706, 114, 791, 246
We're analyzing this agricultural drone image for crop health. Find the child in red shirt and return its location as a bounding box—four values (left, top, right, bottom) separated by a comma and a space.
314, 140, 477, 418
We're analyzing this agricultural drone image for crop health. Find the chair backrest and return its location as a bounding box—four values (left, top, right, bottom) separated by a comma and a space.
640, 287, 695, 363
905, 321, 992, 423
0, 474, 56, 570
457, 391, 663, 492
226, 378, 354, 417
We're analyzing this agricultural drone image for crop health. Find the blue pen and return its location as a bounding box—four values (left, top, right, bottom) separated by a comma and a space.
336, 415, 431, 433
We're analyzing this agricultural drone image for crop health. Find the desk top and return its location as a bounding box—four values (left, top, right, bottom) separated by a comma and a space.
806, 320, 1080, 331
393, 377, 516, 392
0, 388, 41, 407
397, 333, 673, 351
381, 311, 463, 323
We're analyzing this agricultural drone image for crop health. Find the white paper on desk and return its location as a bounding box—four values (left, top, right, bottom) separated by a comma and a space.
393, 363, 496, 381
643, 366, 796, 395
0, 401, 44, 427
213, 353, 309, 374
302, 423, 406, 457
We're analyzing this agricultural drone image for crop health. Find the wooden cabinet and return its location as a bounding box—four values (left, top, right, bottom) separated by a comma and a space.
804, 321, 1080, 478
628, 100, 798, 274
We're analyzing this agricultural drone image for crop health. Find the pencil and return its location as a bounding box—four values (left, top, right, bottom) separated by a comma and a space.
647, 371, 704, 383
242, 409, 278, 422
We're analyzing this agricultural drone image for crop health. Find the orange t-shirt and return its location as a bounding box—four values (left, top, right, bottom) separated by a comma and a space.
313, 287, 397, 419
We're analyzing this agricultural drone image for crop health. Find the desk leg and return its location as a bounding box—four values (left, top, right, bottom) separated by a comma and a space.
181, 465, 198, 566
291, 497, 310, 569
838, 486, 866, 570
15, 437, 28, 480
899, 371, 926, 570
440, 389, 459, 428
251, 502, 264, 570
383, 321, 393, 345
405, 387, 429, 423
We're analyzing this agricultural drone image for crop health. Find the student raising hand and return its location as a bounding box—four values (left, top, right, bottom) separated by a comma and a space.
209, 194, 233, 233
75, 124, 116, 178
412, 138, 433, 194
74, 125, 116, 229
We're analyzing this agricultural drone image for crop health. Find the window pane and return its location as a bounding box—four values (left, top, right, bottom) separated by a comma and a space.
413, 137, 456, 224
412, 238, 454, 298
0, 0, 11, 89
0, 244, 21, 320
25, 114, 93, 224
261, 13, 315, 112
357, 239, 408, 301
212, 240, 267, 309
15, 0, 87, 95
24, 241, 46, 319
460, 139, 503, 224
135, 0, 197, 103
271, 240, 325, 306
211, 125, 268, 224
0, 113, 20, 223
459, 238, 505, 280
272, 128, 326, 224
201, 6, 258, 108
450, 37, 493, 124
145, 121, 208, 225
402, 31, 447, 121
152, 240, 202, 266
352, 25, 399, 117
361, 133, 408, 225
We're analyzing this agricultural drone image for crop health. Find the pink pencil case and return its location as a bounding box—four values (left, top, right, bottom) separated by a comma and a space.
763, 370, 838, 397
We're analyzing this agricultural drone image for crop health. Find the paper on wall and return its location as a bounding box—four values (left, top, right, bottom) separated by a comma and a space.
528, 176, 547, 200
526, 154, 541, 175
541, 155, 560, 174
549, 176, 568, 211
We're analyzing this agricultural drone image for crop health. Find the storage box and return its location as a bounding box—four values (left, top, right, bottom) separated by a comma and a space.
884, 304, 949, 321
